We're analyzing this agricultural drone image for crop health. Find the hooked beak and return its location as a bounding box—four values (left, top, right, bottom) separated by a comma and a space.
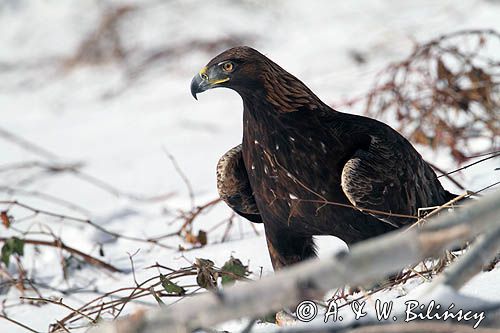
190, 73, 205, 100
190, 66, 230, 100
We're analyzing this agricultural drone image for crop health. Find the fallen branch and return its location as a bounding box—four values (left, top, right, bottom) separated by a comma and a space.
279, 321, 500, 333
269, 319, 500, 333
92, 190, 500, 333
428, 224, 500, 290
342, 322, 500, 333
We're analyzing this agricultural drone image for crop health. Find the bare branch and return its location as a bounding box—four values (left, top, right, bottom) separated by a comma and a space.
0, 313, 39, 333
0, 237, 122, 273
0, 200, 176, 250
92, 190, 500, 333
428, 225, 500, 290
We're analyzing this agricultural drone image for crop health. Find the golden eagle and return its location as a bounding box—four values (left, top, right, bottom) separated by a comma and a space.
191, 46, 456, 270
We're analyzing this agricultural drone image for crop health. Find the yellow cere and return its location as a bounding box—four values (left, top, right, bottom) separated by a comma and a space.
199, 66, 208, 76
209, 77, 230, 85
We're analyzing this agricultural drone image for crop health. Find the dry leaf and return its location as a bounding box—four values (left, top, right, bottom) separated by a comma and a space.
1, 211, 10, 228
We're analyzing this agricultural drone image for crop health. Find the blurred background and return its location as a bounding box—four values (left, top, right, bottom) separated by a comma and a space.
0, 1, 499, 332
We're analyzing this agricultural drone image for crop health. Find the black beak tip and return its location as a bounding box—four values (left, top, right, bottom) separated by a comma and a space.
190, 75, 201, 100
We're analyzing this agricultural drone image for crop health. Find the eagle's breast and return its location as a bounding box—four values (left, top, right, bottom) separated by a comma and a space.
241, 104, 356, 236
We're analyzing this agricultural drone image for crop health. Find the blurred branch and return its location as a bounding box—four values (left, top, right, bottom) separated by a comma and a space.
427, 225, 500, 290
273, 319, 500, 333
0, 126, 175, 203
0, 127, 59, 160
92, 190, 500, 333
0, 186, 91, 215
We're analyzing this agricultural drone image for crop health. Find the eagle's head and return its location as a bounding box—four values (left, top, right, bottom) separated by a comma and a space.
191, 46, 324, 112
190, 46, 267, 100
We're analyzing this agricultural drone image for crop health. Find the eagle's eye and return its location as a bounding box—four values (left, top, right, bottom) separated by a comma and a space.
222, 61, 234, 73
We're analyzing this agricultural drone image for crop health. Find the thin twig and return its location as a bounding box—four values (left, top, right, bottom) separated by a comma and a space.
0, 237, 122, 273
437, 153, 500, 179
163, 147, 195, 209
0, 313, 39, 333
426, 161, 465, 190
0, 200, 176, 249
297, 198, 418, 220
127, 249, 141, 287
91, 190, 500, 333
406, 192, 470, 231
20, 297, 97, 324
0, 186, 91, 215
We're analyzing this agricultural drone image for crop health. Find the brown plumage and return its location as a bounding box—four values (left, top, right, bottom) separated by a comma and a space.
216, 145, 261, 223
191, 46, 456, 270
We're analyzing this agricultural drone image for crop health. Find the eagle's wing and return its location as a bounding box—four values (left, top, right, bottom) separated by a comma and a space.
340, 133, 453, 228
217, 144, 262, 223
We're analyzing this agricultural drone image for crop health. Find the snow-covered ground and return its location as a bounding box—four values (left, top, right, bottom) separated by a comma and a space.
0, 0, 499, 332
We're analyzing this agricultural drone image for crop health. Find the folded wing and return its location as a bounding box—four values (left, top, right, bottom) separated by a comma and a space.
341, 134, 455, 228
217, 144, 262, 223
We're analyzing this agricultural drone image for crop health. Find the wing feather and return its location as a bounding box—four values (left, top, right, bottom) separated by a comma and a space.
341, 134, 452, 227
217, 144, 262, 223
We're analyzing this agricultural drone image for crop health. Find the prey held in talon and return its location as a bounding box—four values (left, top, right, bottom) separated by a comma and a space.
295, 299, 486, 328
